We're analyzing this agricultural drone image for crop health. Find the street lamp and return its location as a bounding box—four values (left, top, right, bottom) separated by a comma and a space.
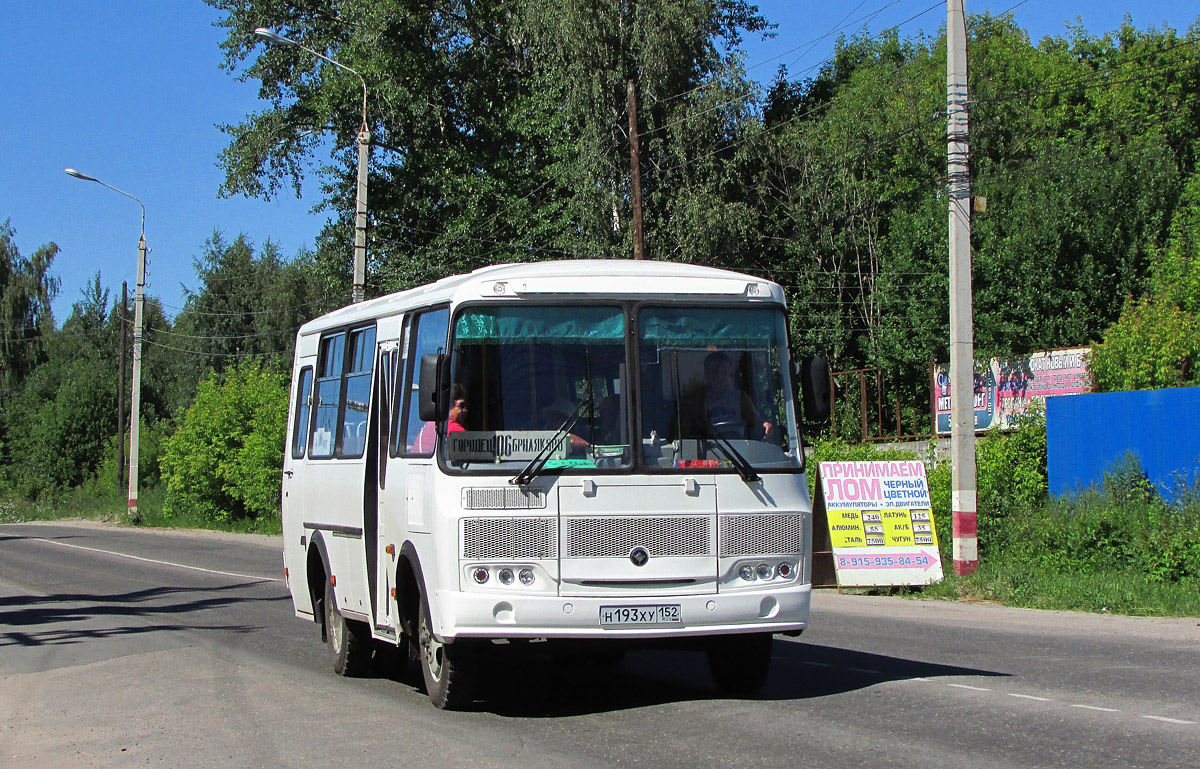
254, 26, 371, 304
65, 168, 148, 520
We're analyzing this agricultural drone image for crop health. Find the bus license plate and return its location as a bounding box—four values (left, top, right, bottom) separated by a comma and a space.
599, 605, 681, 626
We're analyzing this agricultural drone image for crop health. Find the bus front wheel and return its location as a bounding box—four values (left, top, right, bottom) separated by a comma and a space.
707, 633, 773, 695
418, 593, 471, 709
325, 579, 370, 676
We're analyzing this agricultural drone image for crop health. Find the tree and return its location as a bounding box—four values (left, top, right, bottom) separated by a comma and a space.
207, 0, 770, 294
754, 15, 1200, 417
0, 275, 118, 497
159, 361, 289, 526
1091, 173, 1200, 391
0, 220, 59, 390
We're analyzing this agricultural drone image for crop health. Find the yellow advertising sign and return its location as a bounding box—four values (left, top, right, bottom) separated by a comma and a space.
815, 461, 944, 587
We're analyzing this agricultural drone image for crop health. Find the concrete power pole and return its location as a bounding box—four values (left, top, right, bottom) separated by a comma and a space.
947, 0, 978, 576
65, 168, 146, 521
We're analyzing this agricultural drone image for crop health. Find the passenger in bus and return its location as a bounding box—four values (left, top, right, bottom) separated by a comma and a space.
411, 384, 468, 453
677, 351, 772, 441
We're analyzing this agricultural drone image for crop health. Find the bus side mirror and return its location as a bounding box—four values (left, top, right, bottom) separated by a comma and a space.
800, 356, 831, 423
418, 353, 446, 423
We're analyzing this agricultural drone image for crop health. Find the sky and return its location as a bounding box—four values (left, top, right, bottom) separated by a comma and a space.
2, 1, 1197, 325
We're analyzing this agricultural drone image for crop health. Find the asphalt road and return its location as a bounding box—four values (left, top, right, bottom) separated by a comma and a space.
1, 520, 1197, 769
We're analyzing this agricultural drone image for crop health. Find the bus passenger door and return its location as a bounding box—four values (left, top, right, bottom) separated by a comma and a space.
370, 341, 400, 636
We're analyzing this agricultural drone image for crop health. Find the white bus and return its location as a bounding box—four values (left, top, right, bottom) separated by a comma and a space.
281, 260, 830, 708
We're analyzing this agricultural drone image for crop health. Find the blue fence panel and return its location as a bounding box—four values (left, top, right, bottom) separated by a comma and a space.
1047, 387, 1200, 501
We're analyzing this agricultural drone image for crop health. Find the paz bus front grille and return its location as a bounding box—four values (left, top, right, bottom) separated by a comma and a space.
564, 516, 712, 558
462, 517, 557, 559
719, 513, 804, 556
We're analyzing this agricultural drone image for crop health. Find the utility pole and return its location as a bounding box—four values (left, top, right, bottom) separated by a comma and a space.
129, 232, 147, 520
947, 0, 978, 575
353, 127, 370, 302
66, 169, 146, 521
253, 27, 371, 303
117, 281, 127, 491
627, 79, 645, 260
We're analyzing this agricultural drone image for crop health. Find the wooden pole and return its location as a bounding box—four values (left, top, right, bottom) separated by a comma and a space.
117, 281, 127, 491
628, 79, 645, 260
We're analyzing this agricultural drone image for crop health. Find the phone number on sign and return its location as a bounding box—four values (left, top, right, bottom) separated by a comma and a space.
837, 554, 933, 568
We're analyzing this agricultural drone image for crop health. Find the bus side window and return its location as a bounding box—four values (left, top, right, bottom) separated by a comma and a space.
311, 333, 345, 459
401, 307, 450, 455
389, 321, 409, 457
291, 366, 313, 459
339, 326, 377, 458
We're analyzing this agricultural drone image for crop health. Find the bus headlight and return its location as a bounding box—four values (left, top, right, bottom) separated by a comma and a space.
739, 565, 755, 581
498, 568, 515, 585
472, 567, 490, 584
519, 568, 535, 585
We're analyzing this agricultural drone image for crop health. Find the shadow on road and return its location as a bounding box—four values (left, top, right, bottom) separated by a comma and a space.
370, 636, 1007, 717
0, 582, 285, 648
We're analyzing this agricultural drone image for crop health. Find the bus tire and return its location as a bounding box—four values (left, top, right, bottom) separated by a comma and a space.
325, 579, 370, 677
418, 592, 470, 709
706, 633, 773, 695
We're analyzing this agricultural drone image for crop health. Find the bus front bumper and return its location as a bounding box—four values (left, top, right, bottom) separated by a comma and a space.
432, 582, 811, 641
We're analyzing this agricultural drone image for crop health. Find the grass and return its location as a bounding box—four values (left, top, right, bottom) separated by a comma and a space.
0, 483, 281, 535
918, 560, 1200, 617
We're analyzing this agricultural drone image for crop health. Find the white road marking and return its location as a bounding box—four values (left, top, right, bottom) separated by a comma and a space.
1141, 715, 1195, 725
30, 537, 283, 583
784, 649, 1194, 729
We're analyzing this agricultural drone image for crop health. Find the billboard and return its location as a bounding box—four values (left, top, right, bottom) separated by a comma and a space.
934, 347, 1090, 434
813, 461, 943, 588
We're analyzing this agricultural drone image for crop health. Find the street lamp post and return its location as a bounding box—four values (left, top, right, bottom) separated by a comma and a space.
65, 168, 147, 520
254, 27, 370, 304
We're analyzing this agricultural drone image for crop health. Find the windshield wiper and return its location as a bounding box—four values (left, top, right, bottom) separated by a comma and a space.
510, 399, 591, 486
700, 423, 760, 483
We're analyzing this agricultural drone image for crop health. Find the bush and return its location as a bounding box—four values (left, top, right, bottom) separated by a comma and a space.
159, 361, 288, 528
974, 411, 1048, 555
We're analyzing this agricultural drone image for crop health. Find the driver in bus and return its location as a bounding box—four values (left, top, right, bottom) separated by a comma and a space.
539, 395, 591, 454
411, 384, 468, 453
677, 351, 772, 441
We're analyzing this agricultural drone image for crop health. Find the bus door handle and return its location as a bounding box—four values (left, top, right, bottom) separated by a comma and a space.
283, 470, 294, 478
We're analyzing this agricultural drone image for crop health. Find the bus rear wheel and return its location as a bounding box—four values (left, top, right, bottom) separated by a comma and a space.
707, 633, 773, 695
418, 592, 471, 709
325, 579, 370, 676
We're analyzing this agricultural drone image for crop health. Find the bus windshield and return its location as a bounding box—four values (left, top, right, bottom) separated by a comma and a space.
444, 303, 800, 473
637, 306, 801, 471
446, 305, 632, 471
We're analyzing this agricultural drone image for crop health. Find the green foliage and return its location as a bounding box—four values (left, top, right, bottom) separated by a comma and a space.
981, 416, 1048, 512
159, 361, 288, 527
0, 275, 121, 498
208, 0, 772, 289
0, 219, 59, 389
1091, 172, 1200, 392
1090, 294, 1200, 391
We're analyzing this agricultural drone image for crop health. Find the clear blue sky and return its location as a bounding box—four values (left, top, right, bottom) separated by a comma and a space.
2, 1, 1195, 324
